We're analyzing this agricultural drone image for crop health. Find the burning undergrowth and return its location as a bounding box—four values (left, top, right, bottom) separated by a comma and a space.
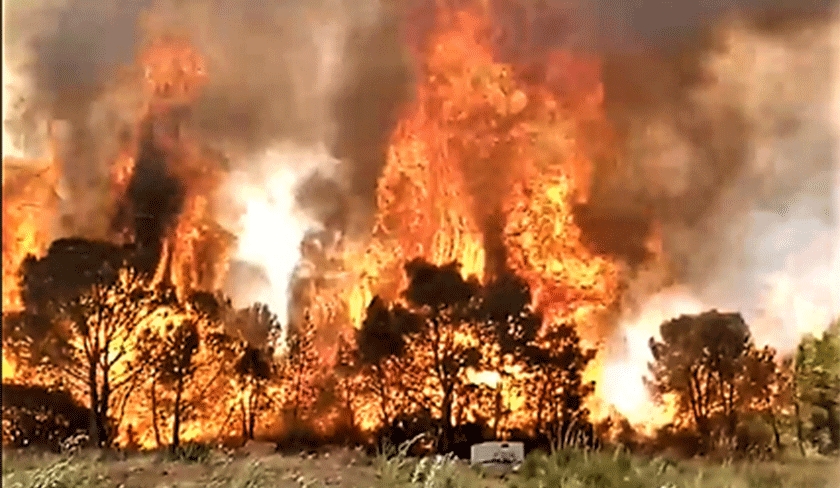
2, 0, 838, 455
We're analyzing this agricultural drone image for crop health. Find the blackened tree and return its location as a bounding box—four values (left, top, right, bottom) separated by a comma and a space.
356, 296, 421, 427
647, 310, 755, 450
401, 258, 483, 453
53, 268, 167, 447
524, 322, 597, 447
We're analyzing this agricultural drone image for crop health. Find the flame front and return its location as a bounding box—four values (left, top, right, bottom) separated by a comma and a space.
347, 6, 619, 325
340, 6, 623, 426
2, 2, 675, 447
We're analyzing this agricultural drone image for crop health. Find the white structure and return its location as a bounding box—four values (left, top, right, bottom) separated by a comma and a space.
470, 441, 525, 474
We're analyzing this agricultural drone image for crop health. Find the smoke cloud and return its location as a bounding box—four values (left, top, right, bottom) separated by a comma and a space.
4, 0, 837, 348
3, 0, 151, 237
141, 0, 414, 236
594, 10, 838, 349
3, 0, 414, 234
573, 2, 839, 422
3, 0, 415, 325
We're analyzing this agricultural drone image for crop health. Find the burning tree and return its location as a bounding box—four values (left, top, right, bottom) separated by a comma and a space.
356, 296, 421, 428
229, 304, 281, 441
646, 310, 787, 453
5, 267, 170, 447
282, 314, 324, 425
400, 258, 485, 452
328, 334, 365, 435
150, 319, 200, 450
474, 272, 542, 436
232, 344, 275, 440
524, 323, 597, 447
132, 294, 268, 449
354, 258, 601, 453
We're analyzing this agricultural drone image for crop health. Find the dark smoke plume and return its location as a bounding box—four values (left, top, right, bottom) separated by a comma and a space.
478, 0, 838, 308
4, 0, 152, 237
141, 0, 415, 237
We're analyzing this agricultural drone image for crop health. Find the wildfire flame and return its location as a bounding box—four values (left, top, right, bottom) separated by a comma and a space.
2, 1, 699, 445
338, 6, 625, 428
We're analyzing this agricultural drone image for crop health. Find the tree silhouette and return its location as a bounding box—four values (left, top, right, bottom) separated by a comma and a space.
401, 258, 483, 453
283, 313, 323, 424
49, 268, 168, 447
355, 296, 421, 427
524, 322, 597, 446
476, 272, 541, 357
19, 239, 131, 314
155, 319, 200, 450
647, 310, 755, 450
226, 303, 281, 440
474, 272, 543, 436
737, 344, 788, 452
131, 291, 234, 449
233, 344, 274, 440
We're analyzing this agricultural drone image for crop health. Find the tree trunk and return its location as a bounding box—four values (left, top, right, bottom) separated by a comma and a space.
88, 364, 100, 447
171, 374, 184, 450
247, 386, 258, 440
794, 399, 806, 457
440, 383, 454, 453
375, 366, 391, 427
292, 363, 304, 422
767, 411, 782, 452
820, 401, 840, 452
726, 381, 738, 442
100, 362, 112, 448
240, 397, 248, 440
492, 386, 502, 439
151, 377, 162, 449
535, 375, 549, 437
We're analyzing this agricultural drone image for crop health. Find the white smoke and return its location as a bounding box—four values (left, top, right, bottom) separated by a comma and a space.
218, 3, 367, 335
694, 19, 839, 352
601, 19, 840, 425
2, 30, 39, 160
223, 145, 337, 341
602, 287, 708, 425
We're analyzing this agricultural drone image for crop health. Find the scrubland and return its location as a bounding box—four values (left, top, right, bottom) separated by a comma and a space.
3, 441, 837, 488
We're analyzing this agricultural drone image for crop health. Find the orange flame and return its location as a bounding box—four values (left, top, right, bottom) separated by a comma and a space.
2, 3, 679, 445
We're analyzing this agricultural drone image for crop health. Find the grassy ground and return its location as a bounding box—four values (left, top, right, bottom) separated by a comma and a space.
2, 442, 838, 488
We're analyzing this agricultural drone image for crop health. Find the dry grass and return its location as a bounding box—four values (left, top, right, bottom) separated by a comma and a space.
2, 443, 837, 488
